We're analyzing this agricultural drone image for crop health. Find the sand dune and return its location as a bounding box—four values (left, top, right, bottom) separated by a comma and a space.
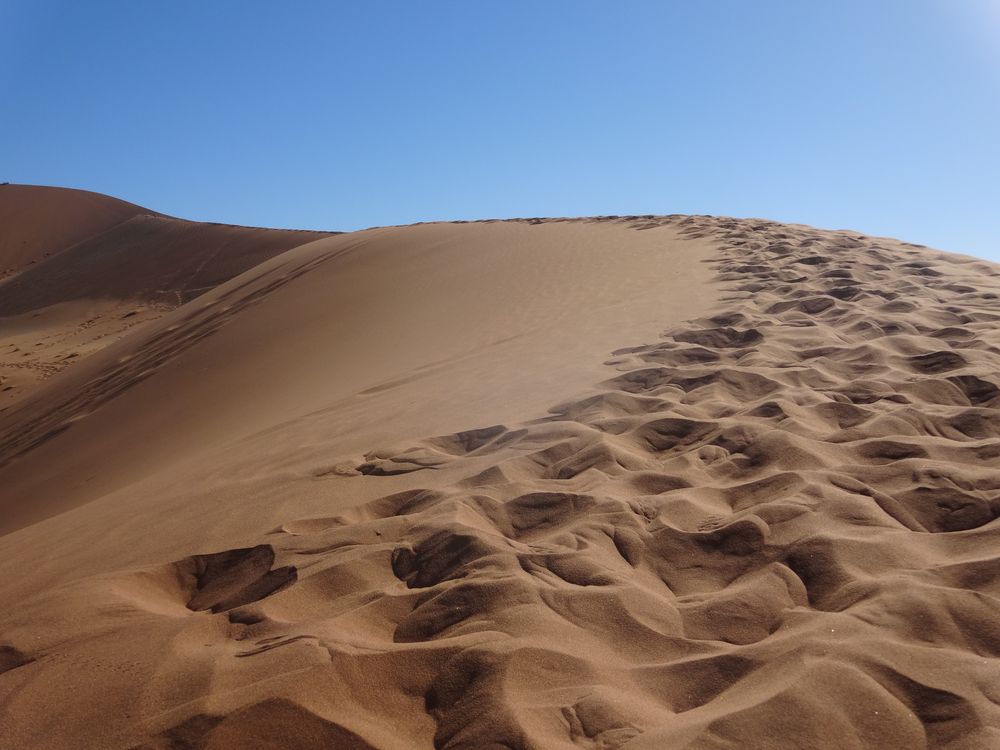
0, 217, 715, 533
0, 186, 334, 406
1, 197, 999, 749
0, 184, 155, 279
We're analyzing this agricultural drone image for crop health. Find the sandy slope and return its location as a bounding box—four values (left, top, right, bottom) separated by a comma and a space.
0, 184, 154, 279
1, 206, 999, 749
0, 218, 715, 535
0, 186, 334, 405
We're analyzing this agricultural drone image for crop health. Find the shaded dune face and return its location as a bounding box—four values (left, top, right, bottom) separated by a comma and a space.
3, 215, 1000, 749
0, 214, 336, 317
0, 244, 345, 477
0, 185, 335, 408
0, 184, 155, 279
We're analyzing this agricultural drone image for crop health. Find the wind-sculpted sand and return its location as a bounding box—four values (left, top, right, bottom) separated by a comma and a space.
0, 186, 334, 407
1, 202, 999, 749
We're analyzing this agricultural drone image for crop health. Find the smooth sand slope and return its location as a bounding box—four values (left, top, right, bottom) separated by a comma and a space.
0, 184, 154, 279
1, 198, 999, 749
0, 185, 334, 405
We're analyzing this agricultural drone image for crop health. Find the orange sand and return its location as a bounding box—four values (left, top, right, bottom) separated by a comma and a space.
1, 187, 998, 749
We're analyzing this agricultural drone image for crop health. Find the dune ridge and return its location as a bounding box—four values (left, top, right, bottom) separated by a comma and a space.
0, 184, 156, 279
0, 240, 349, 475
1, 212, 999, 748
0, 185, 335, 406
0, 218, 715, 535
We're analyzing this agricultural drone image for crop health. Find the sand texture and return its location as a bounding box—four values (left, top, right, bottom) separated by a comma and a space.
1, 196, 999, 749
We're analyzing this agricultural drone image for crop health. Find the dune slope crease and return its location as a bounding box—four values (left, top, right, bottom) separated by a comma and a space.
1, 213, 999, 750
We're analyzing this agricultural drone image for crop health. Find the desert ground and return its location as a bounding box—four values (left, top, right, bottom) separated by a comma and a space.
1, 184, 998, 749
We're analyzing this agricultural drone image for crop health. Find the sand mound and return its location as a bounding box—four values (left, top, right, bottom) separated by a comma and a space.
0, 186, 334, 406
0, 218, 715, 533
0, 184, 155, 279
0, 213, 335, 317
1, 210, 999, 748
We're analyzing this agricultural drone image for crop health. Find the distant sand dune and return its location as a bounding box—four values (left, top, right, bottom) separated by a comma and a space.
0, 186, 335, 407
0, 184, 154, 279
1, 201, 999, 748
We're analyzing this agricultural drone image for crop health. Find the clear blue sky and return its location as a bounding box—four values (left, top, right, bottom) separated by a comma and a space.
2, 1, 998, 259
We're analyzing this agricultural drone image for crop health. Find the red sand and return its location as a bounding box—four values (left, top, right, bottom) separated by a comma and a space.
1, 189, 998, 749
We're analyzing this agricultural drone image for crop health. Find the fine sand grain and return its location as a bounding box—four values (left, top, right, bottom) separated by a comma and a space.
1, 196, 998, 749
